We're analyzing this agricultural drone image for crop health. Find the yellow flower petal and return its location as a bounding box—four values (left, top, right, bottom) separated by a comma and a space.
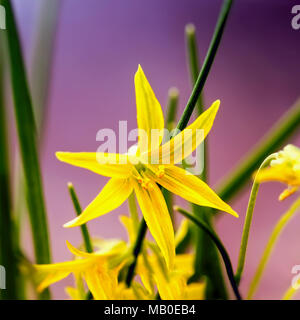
66, 240, 126, 258
84, 267, 118, 300
119, 215, 135, 244
184, 282, 206, 300
133, 180, 175, 268
174, 254, 194, 277
34, 259, 92, 273
65, 286, 84, 300
142, 100, 219, 164
155, 272, 185, 300
135, 65, 164, 153
154, 165, 238, 217
84, 269, 109, 300
66, 241, 94, 258
34, 258, 91, 292
36, 270, 71, 293
256, 166, 300, 186
56, 152, 132, 178
174, 219, 189, 248
136, 253, 156, 295
64, 178, 133, 227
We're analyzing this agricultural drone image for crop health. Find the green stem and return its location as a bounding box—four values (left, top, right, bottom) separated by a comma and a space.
235, 154, 277, 285
185, 24, 204, 118
247, 196, 300, 299
0, 51, 19, 300
176, 0, 233, 132
68, 183, 93, 253
216, 98, 300, 202
175, 206, 242, 300
165, 87, 179, 133
1, 0, 51, 299
185, 24, 207, 179
125, 218, 147, 286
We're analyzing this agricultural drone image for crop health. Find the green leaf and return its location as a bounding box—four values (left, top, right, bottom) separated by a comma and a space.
0, 0, 51, 299
0, 46, 19, 300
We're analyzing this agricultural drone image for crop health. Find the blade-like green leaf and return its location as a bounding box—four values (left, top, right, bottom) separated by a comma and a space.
0, 47, 19, 300
0, 0, 51, 280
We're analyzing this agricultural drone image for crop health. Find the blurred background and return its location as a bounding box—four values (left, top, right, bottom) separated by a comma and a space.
6, 0, 300, 299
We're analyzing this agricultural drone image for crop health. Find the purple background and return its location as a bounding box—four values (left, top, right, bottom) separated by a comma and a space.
10, 0, 300, 299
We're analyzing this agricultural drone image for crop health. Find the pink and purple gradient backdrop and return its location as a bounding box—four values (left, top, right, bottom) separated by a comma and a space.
10, 0, 300, 299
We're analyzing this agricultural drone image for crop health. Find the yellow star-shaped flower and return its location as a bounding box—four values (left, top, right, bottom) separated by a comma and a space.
56, 65, 238, 268
34, 239, 131, 299
256, 144, 300, 200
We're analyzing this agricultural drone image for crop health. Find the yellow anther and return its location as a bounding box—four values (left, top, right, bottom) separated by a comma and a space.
157, 165, 165, 178
141, 178, 151, 190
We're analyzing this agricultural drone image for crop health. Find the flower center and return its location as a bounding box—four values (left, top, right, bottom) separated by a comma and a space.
132, 163, 166, 190
133, 162, 151, 190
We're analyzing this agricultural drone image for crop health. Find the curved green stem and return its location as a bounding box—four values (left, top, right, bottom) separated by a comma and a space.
247, 196, 300, 299
235, 154, 277, 285
68, 183, 93, 253
175, 206, 242, 300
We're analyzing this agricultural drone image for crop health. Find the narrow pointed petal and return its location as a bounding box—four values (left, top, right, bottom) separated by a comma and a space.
133, 180, 175, 268
34, 259, 92, 292
84, 267, 118, 300
119, 215, 135, 244
56, 152, 133, 178
84, 269, 109, 300
66, 241, 95, 258
174, 220, 189, 248
154, 166, 238, 217
36, 270, 71, 293
143, 100, 219, 164
135, 65, 164, 153
35, 258, 91, 273
64, 178, 133, 227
